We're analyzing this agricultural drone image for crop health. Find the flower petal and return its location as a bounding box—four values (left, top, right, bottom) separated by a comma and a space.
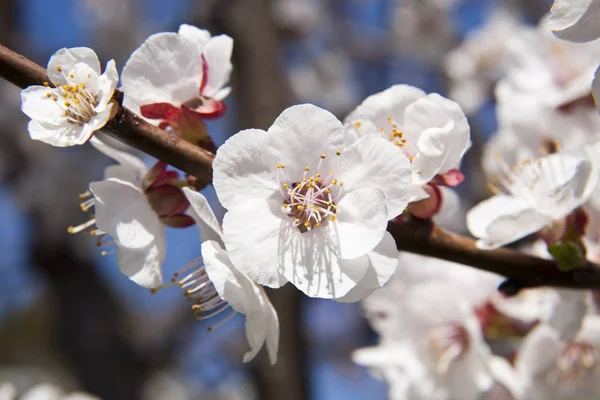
335, 186, 389, 259
89, 135, 147, 180
90, 178, 165, 288
47, 47, 101, 85
222, 198, 288, 288
593, 65, 600, 109
202, 35, 234, 99
404, 94, 471, 184
213, 128, 279, 210
467, 195, 551, 249
344, 84, 426, 129
178, 24, 211, 47
336, 231, 399, 303
264, 104, 346, 181
182, 187, 223, 244
201, 240, 279, 363
27, 119, 88, 147
21, 86, 64, 124
550, 0, 600, 43
121, 33, 202, 121
338, 135, 413, 219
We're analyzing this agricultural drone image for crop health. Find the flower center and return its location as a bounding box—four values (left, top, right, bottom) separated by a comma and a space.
427, 324, 470, 375
152, 258, 235, 331
548, 341, 599, 384
45, 78, 99, 125
277, 153, 343, 233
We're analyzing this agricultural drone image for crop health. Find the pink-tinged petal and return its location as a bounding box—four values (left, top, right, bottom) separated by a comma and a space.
551, 0, 600, 43
335, 232, 399, 303
213, 128, 279, 210
407, 184, 442, 219
140, 102, 180, 120
201, 35, 234, 99
431, 169, 465, 187
47, 47, 101, 85
145, 185, 189, 218
183, 98, 227, 119
338, 135, 413, 219
264, 104, 346, 182
121, 33, 202, 123
433, 186, 461, 226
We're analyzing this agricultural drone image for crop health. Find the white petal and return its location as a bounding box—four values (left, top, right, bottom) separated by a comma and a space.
27, 119, 88, 147
21, 86, 64, 124
121, 33, 202, 119
202, 35, 234, 99
213, 128, 279, 210
178, 24, 211, 47
93, 59, 119, 107
182, 187, 223, 244
403, 94, 471, 184
89, 135, 147, 180
336, 231, 398, 303
264, 104, 346, 181
338, 135, 413, 219
335, 187, 389, 259
344, 84, 426, 129
432, 186, 460, 225
21, 384, 64, 400
201, 240, 280, 363
467, 195, 551, 249
47, 47, 101, 85
90, 178, 165, 288
551, 0, 600, 42
222, 198, 288, 288
516, 324, 562, 378
67, 62, 101, 93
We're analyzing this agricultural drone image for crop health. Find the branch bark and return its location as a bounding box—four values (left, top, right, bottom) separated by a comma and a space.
1, 42, 599, 297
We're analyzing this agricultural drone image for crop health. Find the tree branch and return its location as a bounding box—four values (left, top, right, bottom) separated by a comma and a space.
1, 43, 599, 292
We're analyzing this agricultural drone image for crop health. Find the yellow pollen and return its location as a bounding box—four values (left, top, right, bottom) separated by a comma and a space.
325, 189, 330, 194
297, 205, 303, 211
56, 66, 62, 72
295, 218, 300, 223
68, 73, 74, 78
330, 216, 336, 221
316, 173, 321, 178
332, 180, 338, 185
67, 226, 75, 233
316, 222, 321, 227
54, 82, 61, 86
64, 101, 70, 107
304, 221, 310, 227
283, 183, 288, 189
43, 82, 50, 87
320, 154, 326, 159
355, 122, 361, 128
304, 167, 310, 171
302, 178, 307, 182
336, 151, 341, 156
277, 163, 286, 169
339, 182, 344, 187
45, 92, 51, 97
329, 169, 334, 174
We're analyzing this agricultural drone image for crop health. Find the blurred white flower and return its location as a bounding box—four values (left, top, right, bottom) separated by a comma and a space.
498, 15, 600, 108
18, 383, 99, 400
213, 104, 411, 299
444, 9, 521, 114
20, 47, 118, 147
467, 143, 600, 249
551, 0, 600, 43
515, 315, 600, 400
121, 25, 232, 125
355, 281, 514, 400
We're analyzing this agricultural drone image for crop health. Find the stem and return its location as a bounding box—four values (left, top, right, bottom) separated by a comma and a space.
1, 43, 599, 291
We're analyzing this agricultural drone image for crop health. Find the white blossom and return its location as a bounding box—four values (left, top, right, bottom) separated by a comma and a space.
345, 85, 471, 186
121, 25, 232, 125
467, 143, 600, 249
213, 104, 411, 299
20, 47, 118, 146
551, 0, 600, 43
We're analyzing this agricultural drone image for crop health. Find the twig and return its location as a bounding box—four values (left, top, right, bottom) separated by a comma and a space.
1, 43, 599, 292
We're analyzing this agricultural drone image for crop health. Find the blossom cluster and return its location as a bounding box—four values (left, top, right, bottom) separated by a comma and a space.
13, 1, 600, 398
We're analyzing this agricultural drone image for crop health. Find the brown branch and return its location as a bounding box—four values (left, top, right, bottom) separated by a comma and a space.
1, 43, 599, 292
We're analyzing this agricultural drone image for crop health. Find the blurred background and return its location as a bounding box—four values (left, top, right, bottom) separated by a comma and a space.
0, 0, 552, 399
